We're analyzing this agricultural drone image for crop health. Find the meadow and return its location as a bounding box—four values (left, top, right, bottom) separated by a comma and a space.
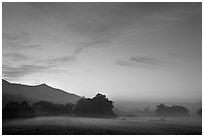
2, 116, 202, 135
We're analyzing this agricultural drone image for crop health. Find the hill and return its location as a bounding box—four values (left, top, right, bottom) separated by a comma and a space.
2, 79, 81, 105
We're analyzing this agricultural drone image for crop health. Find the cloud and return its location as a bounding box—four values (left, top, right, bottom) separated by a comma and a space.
2, 64, 50, 79
3, 52, 31, 61
3, 55, 76, 79
130, 56, 163, 67
74, 40, 110, 55
43, 56, 76, 67
115, 60, 137, 68
3, 32, 43, 50
3, 31, 30, 42
27, 3, 201, 57
115, 56, 164, 69
3, 42, 42, 50
64, 3, 200, 56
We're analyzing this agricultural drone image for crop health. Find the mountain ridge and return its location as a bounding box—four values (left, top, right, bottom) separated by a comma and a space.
2, 79, 81, 105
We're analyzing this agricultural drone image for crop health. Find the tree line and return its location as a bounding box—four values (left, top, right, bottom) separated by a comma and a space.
3, 93, 116, 119
3, 93, 201, 119
155, 104, 190, 116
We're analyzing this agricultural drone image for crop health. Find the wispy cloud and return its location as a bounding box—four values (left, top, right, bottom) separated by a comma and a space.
27, 3, 201, 57
115, 56, 164, 69
3, 42, 42, 50
115, 60, 137, 68
3, 52, 31, 61
40, 55, 76, 67
74, 40, 109, 55
3, 31, 30, 42
3, 64, 50, 79
130, 56, 163, 67
3, 32, 43, 50
3, 55, 76, 79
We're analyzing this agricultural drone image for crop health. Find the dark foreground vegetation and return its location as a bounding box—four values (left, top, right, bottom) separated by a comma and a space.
2, 116, 202, 135
3, 125, 202, 135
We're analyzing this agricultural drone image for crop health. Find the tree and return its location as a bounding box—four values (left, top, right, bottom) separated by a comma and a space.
155, 104, 189, 117
33, 101, 74, 116
3, 101, 35, 119
73, 93, 117, 118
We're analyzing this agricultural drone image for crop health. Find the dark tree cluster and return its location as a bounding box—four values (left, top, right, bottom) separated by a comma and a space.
3, 101, 35, 119
33, 101, 75, 116
3, 100, 75, 119
73, 93, 117, 118
3, 93, 116, 119
155, 104, 189, 117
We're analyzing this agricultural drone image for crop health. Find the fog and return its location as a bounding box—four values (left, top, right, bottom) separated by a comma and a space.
114, 101, 202, 114
3, 116, 201, 135
4, 116, 201, 128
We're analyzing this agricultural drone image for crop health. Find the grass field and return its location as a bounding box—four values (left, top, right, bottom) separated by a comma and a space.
2, 116, 202, 135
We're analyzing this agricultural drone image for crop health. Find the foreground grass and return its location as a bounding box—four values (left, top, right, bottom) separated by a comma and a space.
2, 116, 202, 135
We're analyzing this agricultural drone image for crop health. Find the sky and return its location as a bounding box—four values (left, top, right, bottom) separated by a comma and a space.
2, 2, 202, 103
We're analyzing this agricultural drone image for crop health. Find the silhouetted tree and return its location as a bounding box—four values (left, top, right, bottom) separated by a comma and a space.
73, 93, 117, 118
3, 94, 116, 119
155, 104, 189, 117
33, 101, 74, 116
3, 101, 35, 119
